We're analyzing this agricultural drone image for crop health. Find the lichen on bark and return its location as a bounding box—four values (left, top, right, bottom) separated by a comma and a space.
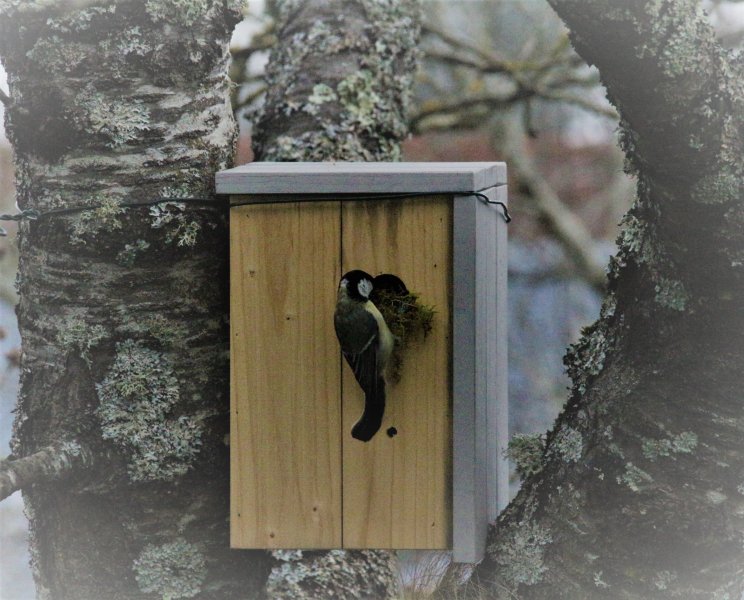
472, 1, 744, 597
252, 0, 421, 162
0, 1, 273, 597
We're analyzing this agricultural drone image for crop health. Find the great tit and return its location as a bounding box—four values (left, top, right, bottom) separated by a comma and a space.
334, 270, 394, 442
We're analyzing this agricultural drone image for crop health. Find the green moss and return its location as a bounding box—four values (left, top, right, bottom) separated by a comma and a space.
505, 433, 545, 479
133, 539, 206, 599
373, 288, 434, 383
96, 340, 202, 482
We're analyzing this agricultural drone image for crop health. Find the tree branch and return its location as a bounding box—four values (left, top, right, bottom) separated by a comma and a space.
0, 89, 10, 107
0, 441, 93, 501
504, 131, 608, 292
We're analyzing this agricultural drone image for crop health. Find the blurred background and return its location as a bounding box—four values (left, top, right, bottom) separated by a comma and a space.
1, 1, 742, 597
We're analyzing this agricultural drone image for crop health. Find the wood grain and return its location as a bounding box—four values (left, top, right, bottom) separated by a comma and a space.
230, 202, 342, 549
340, 196, 452, 549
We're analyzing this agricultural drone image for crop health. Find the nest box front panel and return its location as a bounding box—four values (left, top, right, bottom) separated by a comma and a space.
341, 196, 452, 550
230, 201, 342, 549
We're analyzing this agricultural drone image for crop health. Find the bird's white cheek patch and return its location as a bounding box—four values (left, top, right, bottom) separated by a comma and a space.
358, 278, 373, 298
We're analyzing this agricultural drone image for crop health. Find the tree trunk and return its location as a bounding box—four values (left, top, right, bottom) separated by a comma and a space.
0, 0, 421, 598
473, 1, 744, 598
251, 1, 420, 598
0, 1, 275, 598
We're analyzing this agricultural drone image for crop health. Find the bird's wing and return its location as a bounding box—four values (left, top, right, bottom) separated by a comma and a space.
336, 308, 381, 394
335, 305, 387, 441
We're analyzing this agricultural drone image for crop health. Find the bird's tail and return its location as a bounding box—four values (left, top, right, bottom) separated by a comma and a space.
351, 377, 386, 442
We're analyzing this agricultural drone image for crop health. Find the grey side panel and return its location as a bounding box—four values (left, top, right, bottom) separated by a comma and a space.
484, 186, 509, 520
452, 195, 481, 564
452, 186, 509, 563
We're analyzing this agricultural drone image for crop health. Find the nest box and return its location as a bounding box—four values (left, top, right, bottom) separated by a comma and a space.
216, 162, 508, 563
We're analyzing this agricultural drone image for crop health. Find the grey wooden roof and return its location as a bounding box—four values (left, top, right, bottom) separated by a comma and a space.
216, 161, 506, 195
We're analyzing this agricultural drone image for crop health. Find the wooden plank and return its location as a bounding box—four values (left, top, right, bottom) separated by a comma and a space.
230, 201, 342, 549
217, 162, 506, 196
340, 196, 452, 550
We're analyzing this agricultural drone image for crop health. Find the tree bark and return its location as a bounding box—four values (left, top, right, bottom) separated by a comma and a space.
473, 1, 744, 598
251, 1, 420, 598
0, 1, 274, 598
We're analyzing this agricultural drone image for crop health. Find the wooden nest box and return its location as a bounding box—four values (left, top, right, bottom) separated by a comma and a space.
216, 162, 508, 563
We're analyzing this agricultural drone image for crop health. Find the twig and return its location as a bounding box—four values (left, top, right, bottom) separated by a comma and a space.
0, 441, 93, 501
504, 129, 608, 292
411, 89, 534, 133
539, 89, 619, 120
422, 22, 514, 74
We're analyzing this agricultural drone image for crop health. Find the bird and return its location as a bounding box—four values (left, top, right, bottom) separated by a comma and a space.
334, 269, 394, 442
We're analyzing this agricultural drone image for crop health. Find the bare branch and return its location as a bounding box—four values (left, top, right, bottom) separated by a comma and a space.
0, 89, 10, 108
504, 130, 608, 292
0, 441, 93, 501
539, 89, 619, 119
411, 89, 534, 133
422, 22, 513, 73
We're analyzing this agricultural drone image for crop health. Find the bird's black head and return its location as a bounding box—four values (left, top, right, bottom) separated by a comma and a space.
339, 270, 374, 301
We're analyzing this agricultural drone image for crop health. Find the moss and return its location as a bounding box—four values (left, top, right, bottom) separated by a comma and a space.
133, 538, 206, 599
70, 195, 127, 245
57, 316, 107, 365
372, 288, 434, 383
505, 433, 545, 479
96, 340, 202, 482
